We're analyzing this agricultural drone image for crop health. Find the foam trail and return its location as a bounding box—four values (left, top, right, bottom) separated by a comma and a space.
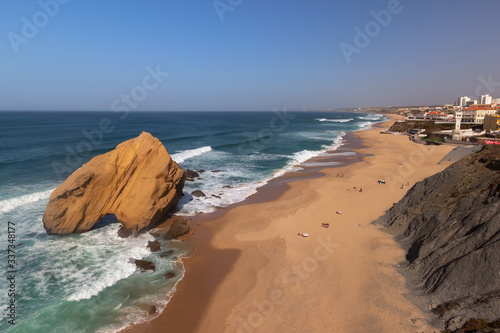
292, 149, 321, 164
359, 115, 381, 120
316, 118, 354, 123
65, 225, 153, 301
0, 188, 54, 214
358, 121, 373, 129
171, 146, 212, 163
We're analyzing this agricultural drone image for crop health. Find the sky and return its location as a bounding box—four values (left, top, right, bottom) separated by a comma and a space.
1, 0, 499, 111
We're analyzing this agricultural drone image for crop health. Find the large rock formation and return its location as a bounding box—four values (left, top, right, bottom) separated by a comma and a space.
43, 132, 185, 235
376, 145, 500, 331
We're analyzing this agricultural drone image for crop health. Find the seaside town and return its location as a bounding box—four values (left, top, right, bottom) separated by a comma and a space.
326, 93, 500, 143
389, 94, 500, 143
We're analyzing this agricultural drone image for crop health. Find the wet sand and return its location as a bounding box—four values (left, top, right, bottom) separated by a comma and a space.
125, 116, 455, 333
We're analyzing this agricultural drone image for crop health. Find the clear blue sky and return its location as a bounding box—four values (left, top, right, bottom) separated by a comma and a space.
1, 0, 499, 111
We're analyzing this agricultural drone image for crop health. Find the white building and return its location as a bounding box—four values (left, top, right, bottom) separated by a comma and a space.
479, 94, 492, 104
492, 98, 500, 105
461, 106, 498, 124
465, 100, 478, 107
458, 96, 470, 107
452, 111, 463, 140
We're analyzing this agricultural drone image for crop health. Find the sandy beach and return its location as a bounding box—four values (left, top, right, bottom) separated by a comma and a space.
127, 117, 456, 333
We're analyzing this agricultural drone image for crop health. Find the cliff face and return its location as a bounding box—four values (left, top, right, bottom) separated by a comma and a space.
43, 132, 185, 235
376, 145, 500, 331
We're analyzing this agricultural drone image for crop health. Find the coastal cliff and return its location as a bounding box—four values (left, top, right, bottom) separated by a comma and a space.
43, 132, 185, 235
376, 145, 500, 331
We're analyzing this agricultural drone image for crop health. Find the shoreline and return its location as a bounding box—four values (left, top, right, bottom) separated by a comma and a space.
123, 120, 373, 333
125, 116, 455, 333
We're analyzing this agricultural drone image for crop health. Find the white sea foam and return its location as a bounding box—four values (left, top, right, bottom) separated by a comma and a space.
272, 134, 342, 179
96, 262, 186, 333
64, 226, 153, 301
292, 149, 322, 164
358, 121, 373, 129
0, 188, 54, 214
177, 133, 346, 216
171, 146, 212, 163
316, 118, 354, 123
359, 115, 382, 120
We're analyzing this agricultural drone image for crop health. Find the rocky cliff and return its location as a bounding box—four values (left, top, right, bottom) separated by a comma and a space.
43, 132, 185, 235
376, 145, 500, 331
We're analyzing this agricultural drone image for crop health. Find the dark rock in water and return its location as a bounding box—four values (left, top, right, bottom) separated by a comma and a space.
159, 250, 175, 258
375, 145, 500, 331
185, 169, 200, 181
132, 259, 155, 272
118, 226, 135, 238
212, 194, 221, 199
138, 304, 157, 316
197, 169, 205, 174
211, 170, 221, 173
145, 305, 157, 315
165, 272, 176, 279
223, 185, 232, 188
164, 217, 190, 240
147, 241, 161, 252
191, 190, 206, 198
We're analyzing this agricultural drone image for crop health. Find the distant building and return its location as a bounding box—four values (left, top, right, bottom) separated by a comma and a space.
458, 96, 470, 107
475, 104, 496, 109
465, 100, 478, 107
479, 94, 493, 104
423, 111, 454, 121
492, 98, 500, 105
461, 106, 498, 124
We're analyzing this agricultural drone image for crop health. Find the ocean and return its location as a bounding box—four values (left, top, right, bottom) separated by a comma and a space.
0, 111, 383, 332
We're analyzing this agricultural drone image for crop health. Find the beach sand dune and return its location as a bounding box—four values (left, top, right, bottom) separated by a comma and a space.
127, 118, 455, 333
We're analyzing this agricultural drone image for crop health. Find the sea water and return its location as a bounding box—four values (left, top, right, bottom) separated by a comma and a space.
0, 111, 383, 332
